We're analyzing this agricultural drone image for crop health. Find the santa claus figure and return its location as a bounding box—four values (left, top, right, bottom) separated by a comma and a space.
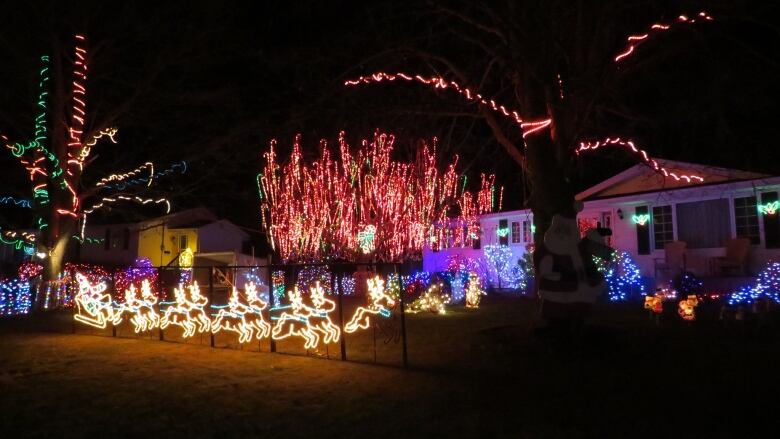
533, 202, 612, 335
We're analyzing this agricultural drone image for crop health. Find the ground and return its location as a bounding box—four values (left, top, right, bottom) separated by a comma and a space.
2, 296, 779, 438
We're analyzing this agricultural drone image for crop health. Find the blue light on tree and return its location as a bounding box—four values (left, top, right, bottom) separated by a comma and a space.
601, 251, 646, 301
483, 244, 525, 290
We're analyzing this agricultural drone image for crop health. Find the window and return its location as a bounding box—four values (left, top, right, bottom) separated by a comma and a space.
498, 219, 509, 246
676, 199, 731, 249
734, 196, 760, 245
179, 234, 188, 250
511, 221, 521, 244
522, 221, 533, 243
652, 205, 674, 250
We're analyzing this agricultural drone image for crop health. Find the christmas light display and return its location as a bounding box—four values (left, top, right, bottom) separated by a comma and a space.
344, 72, 552, 138
443, 254, 487, 303
644, 295, 663, 314
0, 279, 32, 317
615, 11, 713, 62
601, 251, 646, 301
678, 295, 699, 321
160, 282, 211, 338
271, 287, 322, 349
483, 244, 525, 290
758, 201, 779, 215
402, 271, 432, 296
345, 276, 396, 333
99, 161, 187, 191
117, 280, 160, 333
577, 138, 703, 182
496, 227, 510, 237
464, 272, 485, 308
632, 214, 650, 226
674, 272, 703, 297
1, 35, 175, 273
357, 225, 377, 254
295, 265, 333, 295
114, 258, 158, 302
304, 282, 341, 344
0, 196, 31, 209
728, 261, 780, 305
18, 262, 43, 280
271, 270, 286, 301
258, 131, 495, 262
73, 273, 117, 329
407, 283, 450, 315
212, 282, 272, 343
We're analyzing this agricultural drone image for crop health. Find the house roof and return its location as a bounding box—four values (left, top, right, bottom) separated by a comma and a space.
576, 160, 770, 201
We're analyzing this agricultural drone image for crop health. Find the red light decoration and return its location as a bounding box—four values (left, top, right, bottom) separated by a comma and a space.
344, 72, 552, 138
615, 11, 713, 63
577, 138, 704, 182
258, 131, 495, 262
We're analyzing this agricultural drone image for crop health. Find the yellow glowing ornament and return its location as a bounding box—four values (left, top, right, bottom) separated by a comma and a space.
73, 273, 117, 329
271, 286, 321, 349
179, 248, 194, 268
464, 272, 485, 308
119, 279, 160, 332
407, 283, 450, 315
644, 295, 664, 314
160, 282, 211, 337
678, 295, 699, 321
345, 276, 396, 333
305, 282, 341, 343
212, 282, 271, 343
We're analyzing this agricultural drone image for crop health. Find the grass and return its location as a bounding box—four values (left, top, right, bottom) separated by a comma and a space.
2, 296, 780, 438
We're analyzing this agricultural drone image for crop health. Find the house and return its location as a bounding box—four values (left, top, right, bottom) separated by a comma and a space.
424, 160, 780, 290
77, 207, 270, 268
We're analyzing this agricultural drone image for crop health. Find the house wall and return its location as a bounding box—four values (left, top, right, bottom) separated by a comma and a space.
197, 221, 247, 254
138, 225, 198, 267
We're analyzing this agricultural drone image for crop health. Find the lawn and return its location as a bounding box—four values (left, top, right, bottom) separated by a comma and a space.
2, 296, 780, 438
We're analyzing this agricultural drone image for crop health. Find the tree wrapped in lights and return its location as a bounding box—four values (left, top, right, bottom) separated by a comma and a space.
0, 35, 177, 283
258, 131, 495, 262
600, 251, 646, 301
407, 282, 450, 315
728, 261, 780, 305
483, 245, 525, 290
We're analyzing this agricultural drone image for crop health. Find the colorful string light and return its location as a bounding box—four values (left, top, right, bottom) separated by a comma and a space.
577, 138, 704, 182
407, 283, 450, 315
0, 279, 32, 317
600, 251, 646, 301
464, 272, 485, 308
259, 131, 494, 262
483, 244, 525, 290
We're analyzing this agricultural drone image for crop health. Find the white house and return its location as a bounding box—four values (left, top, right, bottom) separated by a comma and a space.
424, 160, 780, 290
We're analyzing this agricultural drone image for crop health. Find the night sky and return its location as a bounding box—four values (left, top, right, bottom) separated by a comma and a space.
1, 0, 779, 229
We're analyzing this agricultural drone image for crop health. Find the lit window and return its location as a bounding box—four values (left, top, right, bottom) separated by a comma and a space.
511, 222, 521, 244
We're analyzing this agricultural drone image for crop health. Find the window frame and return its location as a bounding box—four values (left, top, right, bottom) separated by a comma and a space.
733, 195, 761, 245
652, 205, 675, 250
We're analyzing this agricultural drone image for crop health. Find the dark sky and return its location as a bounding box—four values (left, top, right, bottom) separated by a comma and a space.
1, 0, 779, 228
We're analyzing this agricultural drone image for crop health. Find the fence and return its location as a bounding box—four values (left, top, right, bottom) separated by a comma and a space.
61, 262, 414, 367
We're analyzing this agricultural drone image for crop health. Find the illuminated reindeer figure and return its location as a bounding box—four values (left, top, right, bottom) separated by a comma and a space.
119, 280, 160, 333
160, 282, 211, 337
305, 282, 340, 344
211, 282, 271, 343
73, 273, 117, 329
345, 276, 396, 333
244, 282, 271, 339
271, 286, 320, 349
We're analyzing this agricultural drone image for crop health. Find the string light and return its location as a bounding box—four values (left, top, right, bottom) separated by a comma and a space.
344, 72, 552, 138
160, 282, 212, 338
271, 286, 326, 349
117, 280, 160, 333
758, 201, 779, 215
73, 273, 117, 329
212, 282, 272, 343
632, 214, 650, 226
496, 227, 510, 237
114, 258, 158, 300
0, 196, 32, 209
100, 161, 187, 191
615, 11, 713, 62
599, 251, 646, 301
464, 272, 485, 308
407, 283, 450, 315
483, 244, 525, 290
345, 276, 396, 333
0, 279, 32, 317
577, 138, 704, 182
728, 262, 780, 305
95, 162, 154, 187
259, 131, 494, 262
